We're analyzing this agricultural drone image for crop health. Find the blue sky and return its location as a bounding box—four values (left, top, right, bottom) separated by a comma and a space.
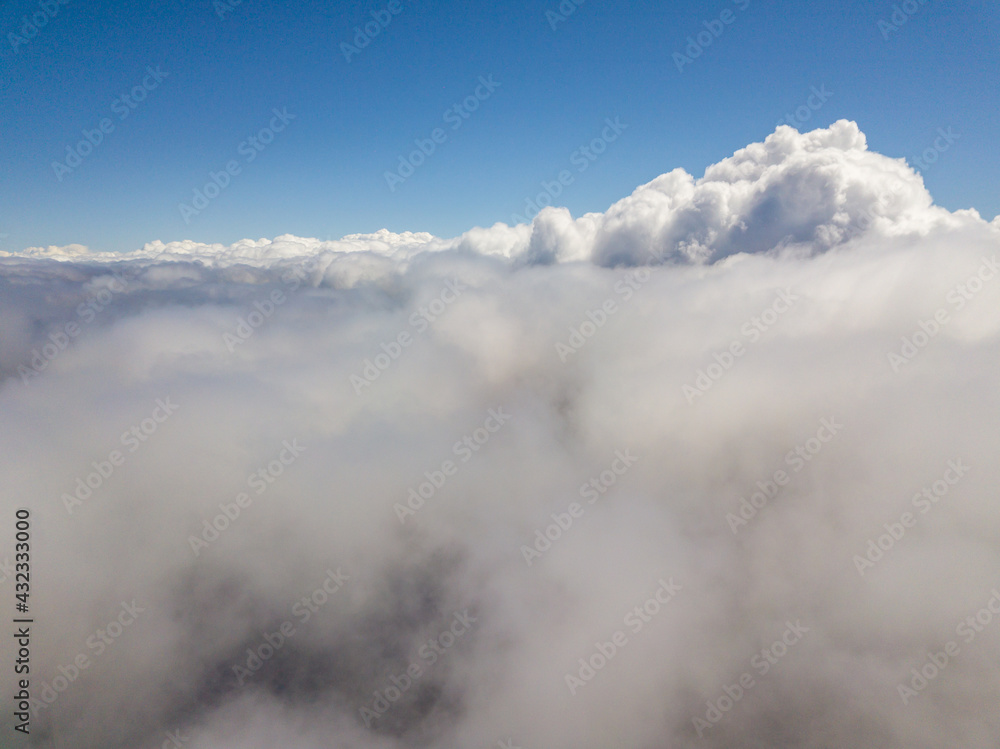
1, 0, 997, 252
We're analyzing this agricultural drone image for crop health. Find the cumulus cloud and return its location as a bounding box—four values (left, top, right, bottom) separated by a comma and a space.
2, 121, 999, 748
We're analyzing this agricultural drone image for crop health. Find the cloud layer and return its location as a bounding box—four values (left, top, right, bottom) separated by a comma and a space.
2, 121, 999, 748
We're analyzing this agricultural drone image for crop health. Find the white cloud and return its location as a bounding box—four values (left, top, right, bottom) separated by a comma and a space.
2, 121, 999, 748
14, 120, 992, 271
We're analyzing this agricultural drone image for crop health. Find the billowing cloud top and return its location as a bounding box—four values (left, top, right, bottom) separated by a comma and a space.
2, 122, 1000, 748
8, 121, 994, 271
